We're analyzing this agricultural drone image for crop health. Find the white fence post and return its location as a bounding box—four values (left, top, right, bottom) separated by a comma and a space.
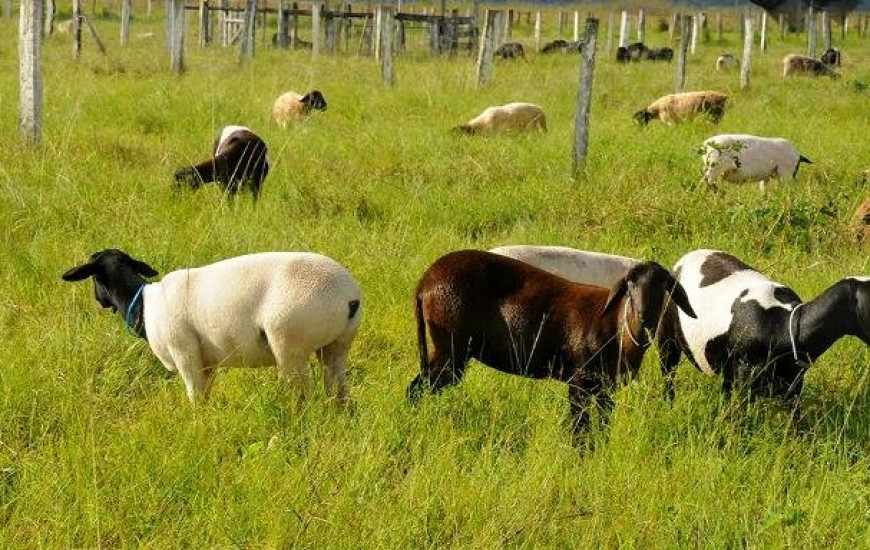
19, 0, 42, 145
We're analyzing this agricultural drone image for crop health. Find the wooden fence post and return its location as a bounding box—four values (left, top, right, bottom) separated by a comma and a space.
759, 11, 767, 52
43, 0, 54, 35
429, 15, 440, 55
675, 15, 688, 92
397, 16, 405, 55
120, 0, 131, 44
716, 12, 723, 42
238, 0, 256, 62
72, 0, 81, 57
606, 11, 614, 50
19, 0, 42, 145
4, 0, 12, 19
199, 0, 211, 46
380, 4, 393, 86
505, 9, 512, 40
533, 10, 541, 52
822, 10, 832, 50
290, 1, 298, 47
170, 0, 185, 73
573, 11, 579, 42
374, 5, 382, 59
276, 0, 288, 47
669, 12, 676, 43
691, 13, 699, 53
476, 9, 500, 86
637, 9, 645, 43
311, 2, 321, 57
741, 12, 752, 89
618, 10, 628, 47
807, 5, 816, 57
573, 17, 598, 175
558, 11, 564, 37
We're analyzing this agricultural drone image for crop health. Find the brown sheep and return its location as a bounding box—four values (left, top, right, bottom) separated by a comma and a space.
782, 54, 839, 78
407, 250, 696, 430
633, 91, 728, 126
852, 197, 870, 242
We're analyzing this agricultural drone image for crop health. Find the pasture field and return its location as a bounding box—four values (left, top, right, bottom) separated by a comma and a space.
3, 7, 870, 547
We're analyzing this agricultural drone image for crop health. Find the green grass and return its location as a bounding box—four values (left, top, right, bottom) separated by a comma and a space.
4, 8, 870, 547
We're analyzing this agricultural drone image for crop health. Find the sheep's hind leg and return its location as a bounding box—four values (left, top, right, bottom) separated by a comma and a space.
318, 339, 352, 406
274, 348, 313, 401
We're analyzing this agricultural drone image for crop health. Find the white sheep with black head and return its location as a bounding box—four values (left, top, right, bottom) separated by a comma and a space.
674, 249, 870, 401
62, 249, 362, 404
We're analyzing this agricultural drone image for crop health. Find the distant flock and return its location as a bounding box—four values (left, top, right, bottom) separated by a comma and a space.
63, 39, 870, 434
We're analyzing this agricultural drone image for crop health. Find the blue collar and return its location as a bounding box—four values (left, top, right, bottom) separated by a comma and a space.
125, 285, 146, 334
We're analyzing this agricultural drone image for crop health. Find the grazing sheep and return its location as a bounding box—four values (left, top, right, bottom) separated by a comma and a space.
407, 250, 696, 429
852, 198, 870, 241
715, 53, 739, 71
62, 250, 362, 404
674, 249, 870, 401
782, 54, 839, 77
821, 47, 841, 66
616, 46, 631, 63
565, 41, 583, 54
541, 39, 569, 53
700, 134, 812, 188
174, 125, 269, 200
454, 102, 547, 135
627, 42, 648, 61
56, 19, 73, 34
634, 91, 728, 126
490, 245, 686, 397
496, 42, 525, 59
272, 90, 327, 128
643, 47, 674, 62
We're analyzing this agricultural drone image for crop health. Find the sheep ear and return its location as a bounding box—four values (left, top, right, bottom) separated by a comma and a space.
600, 276, 629, 318
129, 258, 158, 278
62, 261, 96, 282
668, 279, 697, 319
300, 93, 310, 104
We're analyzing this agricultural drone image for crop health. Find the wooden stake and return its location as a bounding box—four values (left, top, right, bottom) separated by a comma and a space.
573, 17, 598, 175
675, 15, 688, 93
19, 0, 42, 145
476, 9, 500, 86
741, 12, 752, 89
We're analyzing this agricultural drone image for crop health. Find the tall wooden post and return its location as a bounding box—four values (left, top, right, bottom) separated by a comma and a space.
533, 11, 541, 52
822, 10, 832, 50
637, 9, 645, 43
276, 0, 288, 47
618, 10, 628, 47
741, 13, 752, 89
43, 0, 54, 35
669, 12, 677, 43
170, 0, 185, 73
4, 0, 12, 19
573, 11, 579, 42
606, 11, 614, 50
573, 17, 598, 175
374, 6, 382, 59
238, 0, 256, 62
716, 12, 723, 42
72, 0, 82, 57
198, 0, 211, 46
691, 13, 700, 53
290, 1, 298, 47
675, 15, 688, 93
476, 9, 500, 86
19, 0, 42, 145
120, 0, 131, 44
558, 11, 564, 37
311, 2, 321, 57
505, 9, 512, 40
380, 4, 393, 86
779, 13, 785, 39
807, 5, 816, 57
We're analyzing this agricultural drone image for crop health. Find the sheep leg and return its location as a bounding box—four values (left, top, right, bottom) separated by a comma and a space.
318, 339, 352, 405
408, 327, 469, 400
658, 338, 682, 401
567, 376, 612, 432
275, 350, 313, 400
171, 344, 211, 403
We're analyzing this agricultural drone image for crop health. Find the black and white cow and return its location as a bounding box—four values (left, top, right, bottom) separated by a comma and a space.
674, 249, 870, 400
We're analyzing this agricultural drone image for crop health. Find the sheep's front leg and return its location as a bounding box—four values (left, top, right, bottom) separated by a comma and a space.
567, 375, 612, 433
170, 343, 212, 403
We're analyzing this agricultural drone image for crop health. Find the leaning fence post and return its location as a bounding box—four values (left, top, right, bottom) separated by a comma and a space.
572, 17, 598, 175
741, 12, 752, 89
72, 0, 82, 57
533, 10, 541, 52
120, 0, 130, 44
618, 10, 628, 47
675, 15, 688, 92
807, 5, 816, 57
380, 4, 393, 86
19, 0, 42, 145
169, 0, 185, 73
637, 8, 645, 43
476, 9, 500, 86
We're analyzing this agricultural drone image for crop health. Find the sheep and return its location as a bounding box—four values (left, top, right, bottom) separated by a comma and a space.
407, 250, 696, 430
616, 46, 631, 63
272, 90, 327, 128
634, 91, 728, 126
62, 249, 362, 404
174, 125, 269, 201
56, 19, 73, 34
490, 245, 685, 397
821, 47, 841, 67
851, 197, 870, 242
495, 42, 525, 59
782, 54, 839, 78
454, 102, 547, 135
673, 249, 870, 402
541, 39, 569, 53
643, 47, 674, 62
715, 53, 739, 71
700, 134, 812, 189
627, 42, 648, 61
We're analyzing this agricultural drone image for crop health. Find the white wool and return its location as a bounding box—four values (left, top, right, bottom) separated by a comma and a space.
463, 102, 547, 133
490, 245, 638, 288
675, 249, 795, 375
701, 134, 804, 186
272, 91, 308, 128
715, 55, 738, 71
141, 252, 361, 402
216, 125, 252, 155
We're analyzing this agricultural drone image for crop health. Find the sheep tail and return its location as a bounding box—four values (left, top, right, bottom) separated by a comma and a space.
348, 299, 361, 320
415, 294, 428, 374
799, 155, 812, 164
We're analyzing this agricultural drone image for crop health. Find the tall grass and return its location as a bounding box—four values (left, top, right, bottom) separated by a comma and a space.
3, 9, 870, 547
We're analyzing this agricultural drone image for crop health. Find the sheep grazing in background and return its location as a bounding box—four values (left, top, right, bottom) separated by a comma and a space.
674, 249, 870, 401
135, 32, 156, 40
851, 198, 870, 241
454, 102, 547, 135
634, 91, 728, 126
616, 46, 631, 63
627, 42, 648, 61
715, 53, 739, 71
62, 250, 362, 404
700, 134, 811, 189
407, 250, 696, 430
496, 42, 526, 59
643, 47, 674, 62
565, 41, 583, 54
541, 39, 568, 53
272, 90, 327, 128
782, 54, 839, 77
821, 47, 841, 66
56, 19, 73, 33
174, 125, 269, 201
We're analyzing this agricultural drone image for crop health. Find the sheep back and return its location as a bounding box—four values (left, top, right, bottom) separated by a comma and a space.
459, 103, 547, 134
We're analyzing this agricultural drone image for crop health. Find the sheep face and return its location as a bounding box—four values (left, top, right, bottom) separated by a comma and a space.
633, 109, 653, 126
173, 166, 202, 190
302, 90, 327, 113
62, 249, 159, 313
602, 262, 697, 334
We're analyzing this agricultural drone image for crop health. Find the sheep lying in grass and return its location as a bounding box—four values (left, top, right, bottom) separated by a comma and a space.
273, 90, 328, 128
62, 250, 362, 404
454, 103, 547, 135
715, 54, 739, 71
782, 54, 839, 78
633, 91, 728, 126
700, 134, 811, 189
174, 125, 269, 200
